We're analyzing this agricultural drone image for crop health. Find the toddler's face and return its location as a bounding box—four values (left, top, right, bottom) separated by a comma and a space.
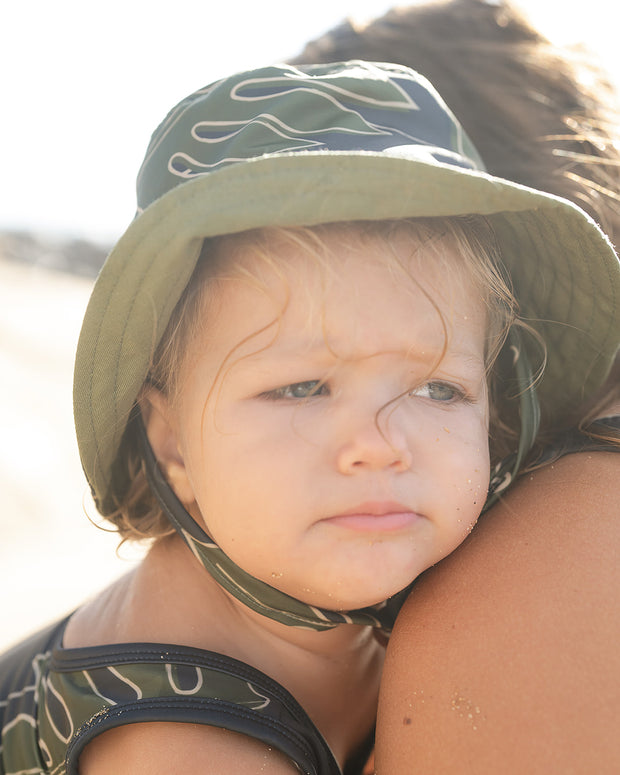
154, 226, 490, 610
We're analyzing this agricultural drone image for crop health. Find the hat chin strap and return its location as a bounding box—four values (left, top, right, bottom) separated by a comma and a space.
136, 333, 538, 631
136, 417, 410, 632
485, 328, 541, 509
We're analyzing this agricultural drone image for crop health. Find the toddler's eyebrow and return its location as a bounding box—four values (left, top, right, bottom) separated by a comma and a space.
242, 338, 486, 370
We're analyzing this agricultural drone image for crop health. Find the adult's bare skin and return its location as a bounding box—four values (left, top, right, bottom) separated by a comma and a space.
375, 450, 620, 773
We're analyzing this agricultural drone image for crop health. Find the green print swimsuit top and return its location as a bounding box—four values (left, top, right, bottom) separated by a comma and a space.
0, 616, 352, 775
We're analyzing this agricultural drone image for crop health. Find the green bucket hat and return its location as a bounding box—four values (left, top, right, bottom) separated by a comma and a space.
74, 61, 620, 517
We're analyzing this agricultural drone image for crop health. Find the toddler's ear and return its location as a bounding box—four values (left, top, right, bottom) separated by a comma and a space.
138, 388, 196, 506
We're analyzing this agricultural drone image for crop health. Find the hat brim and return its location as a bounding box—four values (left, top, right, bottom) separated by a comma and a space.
74, 150, 620, 513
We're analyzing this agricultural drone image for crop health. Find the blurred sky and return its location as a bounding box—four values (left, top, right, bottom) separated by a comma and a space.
2, 0, 620, 244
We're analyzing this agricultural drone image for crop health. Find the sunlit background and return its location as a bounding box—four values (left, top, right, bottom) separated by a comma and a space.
2, 0, 619, 648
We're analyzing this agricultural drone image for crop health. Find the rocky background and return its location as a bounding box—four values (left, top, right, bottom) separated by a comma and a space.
0, 231, 107, 278
0, 233, 144, 650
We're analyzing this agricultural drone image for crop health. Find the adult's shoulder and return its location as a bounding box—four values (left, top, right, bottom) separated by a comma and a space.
375, 451, 620, 774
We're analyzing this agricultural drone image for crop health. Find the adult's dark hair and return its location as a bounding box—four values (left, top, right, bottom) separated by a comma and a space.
293, 0, 620, 240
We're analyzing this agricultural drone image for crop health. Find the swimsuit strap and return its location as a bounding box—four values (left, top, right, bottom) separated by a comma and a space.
22, 624, 342, 775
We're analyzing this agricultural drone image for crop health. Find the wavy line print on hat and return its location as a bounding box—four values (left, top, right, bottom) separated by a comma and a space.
136, 61, 483, 203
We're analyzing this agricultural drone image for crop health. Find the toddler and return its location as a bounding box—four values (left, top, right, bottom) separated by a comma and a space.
0, 61, 618, 775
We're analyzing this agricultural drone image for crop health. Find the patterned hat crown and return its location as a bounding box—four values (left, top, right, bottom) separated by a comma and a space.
136, 62, 485, 212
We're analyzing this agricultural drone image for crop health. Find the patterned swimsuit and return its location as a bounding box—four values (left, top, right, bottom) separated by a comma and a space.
0, 616, 350, 775
1, 418, 617, 775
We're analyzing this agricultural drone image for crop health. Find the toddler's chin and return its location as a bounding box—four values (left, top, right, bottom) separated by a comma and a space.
297, 583, 412, 614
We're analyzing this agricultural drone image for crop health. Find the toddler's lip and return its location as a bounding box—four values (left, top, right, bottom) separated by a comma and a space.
334, 500, 412, 517
322, 501, 421, 532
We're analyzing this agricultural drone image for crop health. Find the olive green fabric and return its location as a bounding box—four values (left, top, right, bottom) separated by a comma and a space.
0, 618, 341, 775
182, 528, 394, 630
73, 61, 620, 516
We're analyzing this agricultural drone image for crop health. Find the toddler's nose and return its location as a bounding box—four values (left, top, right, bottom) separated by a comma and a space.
335, 415, 412, 475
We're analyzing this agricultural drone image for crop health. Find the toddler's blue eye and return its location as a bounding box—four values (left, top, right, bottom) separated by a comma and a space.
264, 380, 328, 400
409, 381, 461, 402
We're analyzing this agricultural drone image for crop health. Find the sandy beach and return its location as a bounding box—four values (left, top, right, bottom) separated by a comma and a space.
0, 257, 142, 651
